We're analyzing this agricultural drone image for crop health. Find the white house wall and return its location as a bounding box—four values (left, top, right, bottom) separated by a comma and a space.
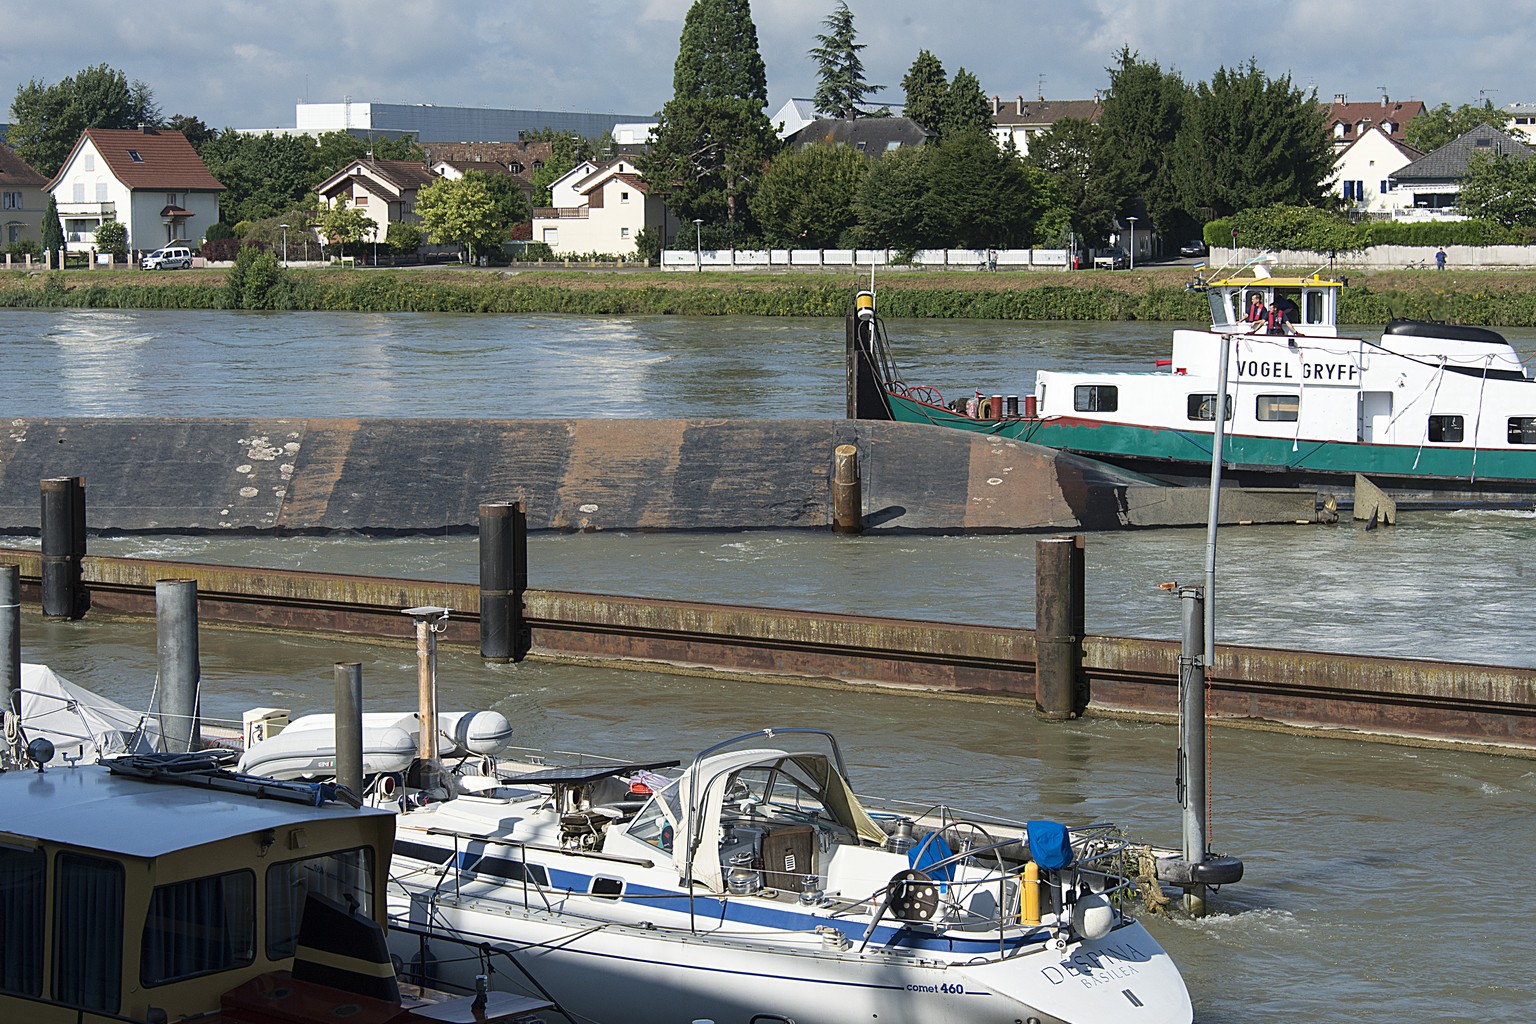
1329, 129, 1416, 217
52, 136, 220, 251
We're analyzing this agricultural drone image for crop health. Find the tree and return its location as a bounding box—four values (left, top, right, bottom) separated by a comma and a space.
809, 2, 882, 119
1169, 59, 1334, 220
748, 143, 871, 247
165, 114, 215, 153
1456, 150, 1536, 227
415, 175, 509, 262
643, 0, 778, 234
319, 197, 372, 254
465, 169, 529, 234
1027, 118, 1118, 246
94, 219, 128, 262
41, 195, 64, 256
1096, 48, 1191, 238
8, 64, 159, 176
386, 220, 424, 255
198, 130, 320, 223
524, 128, 605, 206
1404, 102, 1514, 154
901, 50, 948, 134
944, 68, 993, 138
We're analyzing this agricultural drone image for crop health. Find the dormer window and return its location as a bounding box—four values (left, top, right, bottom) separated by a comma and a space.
1381, 121, 1394, 134
128, 150, 142, 162
1334, 123, 1347, 138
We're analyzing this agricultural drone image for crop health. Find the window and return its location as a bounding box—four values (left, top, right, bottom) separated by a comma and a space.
542, 227, 558, 245
167, 193, 178, 206
54, 853, 124, 1014
627, 800, 674, 853
73, 183, 85, 203
620, 226, 630, 239
141, 871, 255, 985
1380, 179, 1387, 194
0, 844, 45, 997
589, 877, 625, 900
96, 182, 108, 202
2, 191, 21, 209
128, 149, 142, 162
1074, 384, 1118, 412
1428, 415, 1464, 443
265, 847, 373, 960
620, 191, 630, 203
1509, 418, 1536, 444
84, 155, 95, 171
354, 194, 368, 205
1187, 393, 1234, 421
1256, 394, 1300, 421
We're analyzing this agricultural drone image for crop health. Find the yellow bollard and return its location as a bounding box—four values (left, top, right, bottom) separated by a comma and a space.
1022, 861, 1041, 925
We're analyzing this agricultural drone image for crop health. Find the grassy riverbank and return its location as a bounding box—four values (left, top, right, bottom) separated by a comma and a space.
6, 264, 1536, 324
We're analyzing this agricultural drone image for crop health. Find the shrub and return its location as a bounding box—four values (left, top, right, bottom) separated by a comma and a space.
222, 246, 286, 309
201, 238, 241, 262
204, 222, 235, 243
94, 220, 129, 261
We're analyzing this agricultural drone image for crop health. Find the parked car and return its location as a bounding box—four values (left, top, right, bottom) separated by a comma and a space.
142, 245, 193, 270
1179, 239, 1209, 258
1092, 247, 1129, 270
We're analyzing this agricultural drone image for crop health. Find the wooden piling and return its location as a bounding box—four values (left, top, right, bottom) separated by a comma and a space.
1034, 535, 1086, 720
832, 445, 863, 534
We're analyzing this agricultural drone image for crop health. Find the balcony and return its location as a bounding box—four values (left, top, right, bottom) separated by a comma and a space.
56, 201, 116, 218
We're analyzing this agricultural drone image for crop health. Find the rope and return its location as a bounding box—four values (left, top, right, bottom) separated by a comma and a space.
1132, 848, 1173, 916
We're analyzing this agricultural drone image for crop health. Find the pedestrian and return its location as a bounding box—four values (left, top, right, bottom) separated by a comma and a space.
1247, 294, 1267, 325
1435, 246, 1447, 271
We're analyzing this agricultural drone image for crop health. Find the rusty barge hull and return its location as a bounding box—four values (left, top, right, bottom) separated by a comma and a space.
4, 550, 1532, 755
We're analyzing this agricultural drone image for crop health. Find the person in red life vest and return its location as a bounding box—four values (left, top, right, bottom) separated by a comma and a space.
1266, 303, 1291, 334
1246, 294, 1266, 325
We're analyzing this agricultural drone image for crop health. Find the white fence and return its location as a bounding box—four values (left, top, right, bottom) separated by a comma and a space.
1211, 245, 1536, 270
661, 247, 1071, 271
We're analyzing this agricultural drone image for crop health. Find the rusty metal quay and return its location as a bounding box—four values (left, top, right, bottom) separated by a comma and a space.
4, 546, 1532, 756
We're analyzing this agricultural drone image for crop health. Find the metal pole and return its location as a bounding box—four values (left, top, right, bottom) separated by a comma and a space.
694, 218, 703, 273
1033, 536, 1084, 720
334, 662, 364, 799
831, 445, 862, 534
404, 606, 449, 794
1177, 585, 1208, 915
156, 578, 201, 754
1, 564, 19, 719
1203, 334, 1233, 669
40, 477, 86, 620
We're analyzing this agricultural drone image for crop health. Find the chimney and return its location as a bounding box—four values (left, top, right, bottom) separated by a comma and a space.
993, 94, 1001, 116
1017, 95, 1025, 114
1334, 93, 1346, 105
1381, 94, 1389, 107
139, 123, 152, 134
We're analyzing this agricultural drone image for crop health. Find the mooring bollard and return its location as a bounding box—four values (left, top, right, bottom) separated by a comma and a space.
40, 477, 88, 620
1034, 535, 1086, 720
832, 444, 863, 534
156, 578, 201, 753
1, 564, 19, 719
478, 501, 528, 662
334, 662, 364, 799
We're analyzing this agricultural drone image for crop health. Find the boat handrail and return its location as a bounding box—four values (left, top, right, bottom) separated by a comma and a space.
420, 826, 657, 868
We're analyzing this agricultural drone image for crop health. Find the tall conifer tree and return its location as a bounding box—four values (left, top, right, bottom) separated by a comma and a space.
901, 50, 949, 134
809, 2, 882, 119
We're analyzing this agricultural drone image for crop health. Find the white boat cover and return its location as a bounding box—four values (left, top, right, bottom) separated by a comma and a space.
18, 663, 162, 761
655, 747, 887, 892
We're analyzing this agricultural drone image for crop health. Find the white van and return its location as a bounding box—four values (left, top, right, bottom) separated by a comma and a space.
142, 245, 193, 270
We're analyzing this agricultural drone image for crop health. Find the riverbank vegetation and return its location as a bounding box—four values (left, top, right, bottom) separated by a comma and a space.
9, 263, 1536, 325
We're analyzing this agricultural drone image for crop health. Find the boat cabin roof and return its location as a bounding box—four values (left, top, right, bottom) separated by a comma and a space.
0, 760, 392, 859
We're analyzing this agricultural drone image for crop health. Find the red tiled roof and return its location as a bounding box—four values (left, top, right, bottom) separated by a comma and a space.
991, 98, 1103, 126
47, 128, 224, 191
583, 171, 649, 196
0, 142, 47, 186
1325, 99, 1425, 143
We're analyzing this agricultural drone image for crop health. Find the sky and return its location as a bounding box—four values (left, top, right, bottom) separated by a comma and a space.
5, 1, 1535, 131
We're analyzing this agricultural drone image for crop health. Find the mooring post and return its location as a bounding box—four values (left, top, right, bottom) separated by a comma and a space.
831, 444, 863, 534
156, 578, 201, 754
40, 476, 87, 620
404, 606, 450, 795
1034, 535, 1085, 720
478, 501, 527, 662
1177, 585, 1209, 916
334, 662, 365, 799
1, 564, 19, 721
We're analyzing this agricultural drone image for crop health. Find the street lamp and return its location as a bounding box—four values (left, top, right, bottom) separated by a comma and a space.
280, 223, 289, 267
694, 218, 703, 273
1126, 216, 1137, 271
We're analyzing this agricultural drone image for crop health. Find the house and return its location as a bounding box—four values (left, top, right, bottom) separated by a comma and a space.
1386, 123, 1535, 220
420, 140, 556, 201
990, 96, 1102, 156
1329, 126, 1422, 219
1503, 102, 1536, 145
45, 127, 224, 253
784, 117, 930, 158
315, 157, 438, 245
1326, 94, 1424, 152
770, 98, 819, 139
0, 142, 48, 248
530, 157, 676, 256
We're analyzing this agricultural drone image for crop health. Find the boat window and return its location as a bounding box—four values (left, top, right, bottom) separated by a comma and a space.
589, 876, 625, 900
730, 764, 829, 822
1509, 417, 1536, 444
1074, 385, 1118, 413
1428, 415, 1465, 443
0, 844, 45, 997
627, 799, 674, 853
1187, 394, 1233, 421
1304, 289, 1326, 325
1256, 394, 1300, 421
54, 852, 123, 1014
141, 870, 256, 986
464, 853, 548, 887
266, 847, 375, 960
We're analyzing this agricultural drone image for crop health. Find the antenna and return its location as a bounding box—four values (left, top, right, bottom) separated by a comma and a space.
1037, 74, 1047, 101
1480, 88, 1497, 104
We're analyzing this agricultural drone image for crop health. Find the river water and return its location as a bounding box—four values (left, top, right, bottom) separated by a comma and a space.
6, 308, 1536, 1022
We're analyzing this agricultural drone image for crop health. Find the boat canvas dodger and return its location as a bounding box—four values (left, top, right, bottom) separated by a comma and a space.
375, 727, 1194, 1024
857, 264, 1536, 505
